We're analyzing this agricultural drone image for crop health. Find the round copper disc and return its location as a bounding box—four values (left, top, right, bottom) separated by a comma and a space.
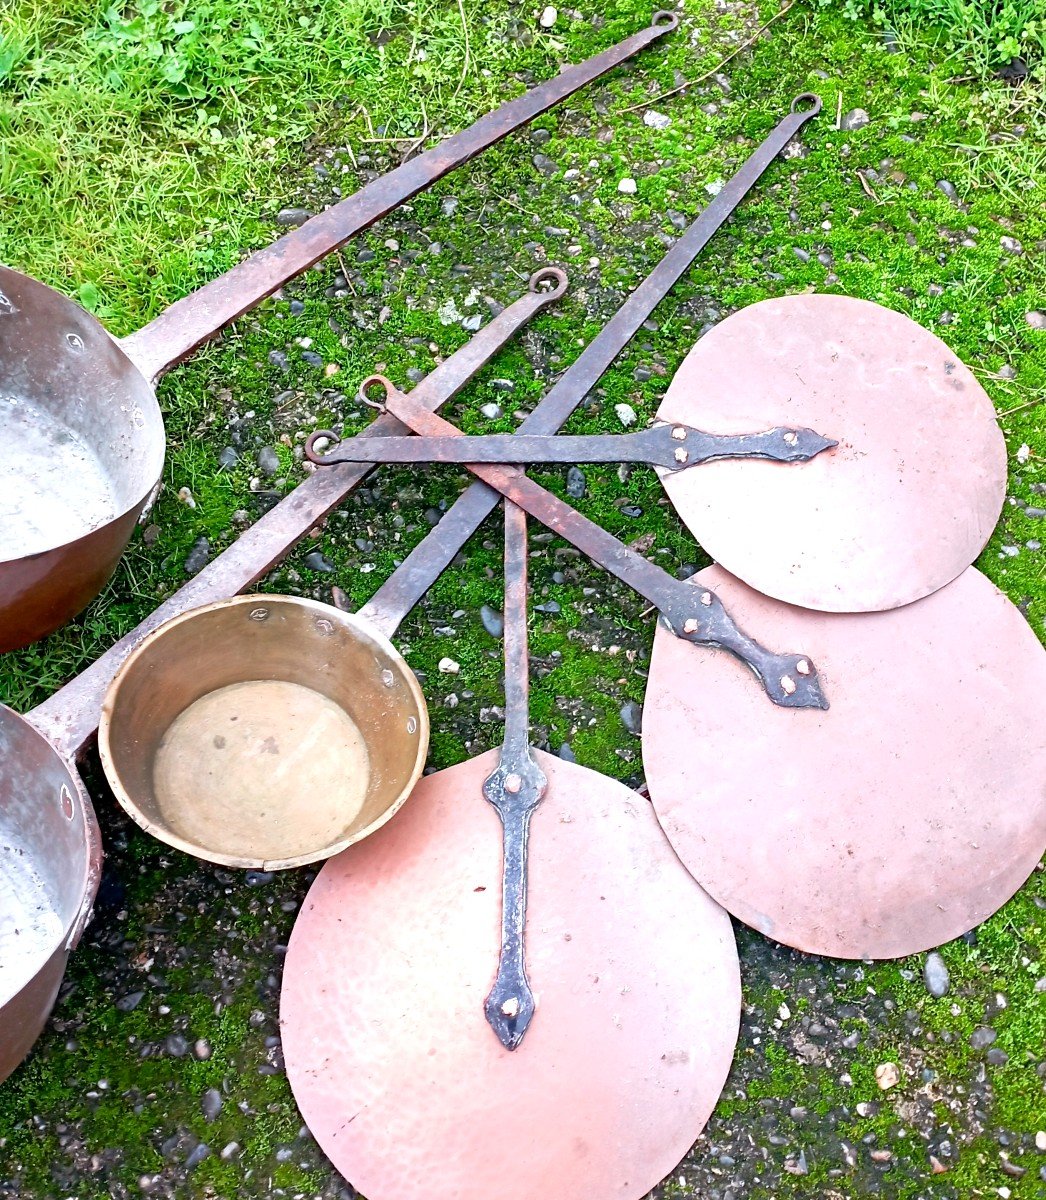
643, 565, 1046, 959
656, 294, 1007, 612
281, 750, 740, 1200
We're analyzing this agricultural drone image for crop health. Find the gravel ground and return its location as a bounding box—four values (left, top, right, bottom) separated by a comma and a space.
1, 2, 1044, 1198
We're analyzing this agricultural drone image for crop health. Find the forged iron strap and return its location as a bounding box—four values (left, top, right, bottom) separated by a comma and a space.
482, 500, 546, 1051
381, 384, 828, 710
355, 95, 823, 635
305, 413, 837, 469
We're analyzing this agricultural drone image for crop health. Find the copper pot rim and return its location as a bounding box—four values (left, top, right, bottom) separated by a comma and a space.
96, 594, 431, 871
0, 704, 103, 980
0, 266, 166, 566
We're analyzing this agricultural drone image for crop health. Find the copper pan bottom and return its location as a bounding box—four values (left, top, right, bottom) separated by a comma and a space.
643, 565, 1046, 959
281, 750, 741, 1200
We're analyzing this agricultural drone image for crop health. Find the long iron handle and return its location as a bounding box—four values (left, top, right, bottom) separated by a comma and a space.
306, 410, 836, 469
117, 14, 678, 382
26, 270, 567, 760
356, 95, 821, 635
482, 500, 546, 1051
382, 386, 828, 710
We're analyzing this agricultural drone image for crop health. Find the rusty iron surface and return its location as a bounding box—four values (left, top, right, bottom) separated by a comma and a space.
371, 384, 828, 710
117, 15, 678, 383
26, 271, 564, 762
281, 750, 741, 1200
353, 96, 821, 634
305, 413, 836, 470
656, 293, 1008, 612
643, 564, 1046, 959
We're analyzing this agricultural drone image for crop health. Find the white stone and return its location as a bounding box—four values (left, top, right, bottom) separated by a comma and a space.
615, 403, 637, 427
705, 178, 724, 196
438, 657, 460, 674
617, 177, 637, 195
875, 1061, 900, 1090
643, 110, 671, 130
539, 6, 557, 28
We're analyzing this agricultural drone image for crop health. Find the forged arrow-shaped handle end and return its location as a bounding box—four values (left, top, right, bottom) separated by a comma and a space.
484, 980, 536, 1051
770, 427, 838, 463
759, 653, 829, 710
665, 584, 829, 711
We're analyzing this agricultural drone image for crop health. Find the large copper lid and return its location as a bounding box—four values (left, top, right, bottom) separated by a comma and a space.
281, 750, 741, 1200
656, 295, 1007, 612
642, 565, 1046, 959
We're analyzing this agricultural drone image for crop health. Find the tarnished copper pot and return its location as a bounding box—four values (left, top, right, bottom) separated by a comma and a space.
0, 266, 165, 652
98, 596, 429, 870
0, 707, 101, 1085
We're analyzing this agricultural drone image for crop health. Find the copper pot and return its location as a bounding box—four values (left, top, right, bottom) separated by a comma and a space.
98, 596, 428, 870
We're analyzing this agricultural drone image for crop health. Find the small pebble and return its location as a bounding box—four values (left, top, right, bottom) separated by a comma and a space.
620, 701, 643, 736
841, 108, 870, 131
115, 991, 145, 1013
438, 658, 460, 674
288, 299, 305, 316
1026, 311, 1046, 330
643, 111, 672, 130
257, 446, 280, 476
970, 1025, 997, 1049
276, 207, 312, 227
617, 177, 637, 195
875, 1061, 900, 1089
165, 1033, 189, 1058
615, 403, 637, 426
539, 5, 557, 28
1035, 1131, 1046, 1151
220, 1142, 241, 1161
558, 742, 577, 763
480, 605, 504, 638
184, 537, 211, 576
923, 950, 950, 997
304, 551, 335, 573
566, 467, 587, 499
201, 1089, 223, 1123
531, 128, 552, 145
218, 446, 238, 469
936, 180, 960, 203
535, 601, 560, 614
480, 402, 502, 419
185, 1142, 210, 1170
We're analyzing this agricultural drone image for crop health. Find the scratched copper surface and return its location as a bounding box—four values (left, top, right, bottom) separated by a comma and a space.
643, 564, 1046, 959
282, 751, 741, 1200
656, 295, 1007, 612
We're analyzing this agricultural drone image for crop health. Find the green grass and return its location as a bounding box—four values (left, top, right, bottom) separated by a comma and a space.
1, 0, 1045, 1195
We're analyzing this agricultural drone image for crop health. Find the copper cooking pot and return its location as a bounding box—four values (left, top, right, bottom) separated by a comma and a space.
98, 596, 428, 870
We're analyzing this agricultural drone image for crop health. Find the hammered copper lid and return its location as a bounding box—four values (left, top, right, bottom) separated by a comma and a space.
656, 294, 1007, 612
281, 750, 741, 1200
642, 564, 1046, 959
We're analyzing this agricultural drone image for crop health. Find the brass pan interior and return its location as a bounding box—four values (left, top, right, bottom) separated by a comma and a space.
98, 596, 428, 870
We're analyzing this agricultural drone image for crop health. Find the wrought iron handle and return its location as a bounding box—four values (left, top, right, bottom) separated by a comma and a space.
381, 385, 828, 710
354, 97, 822, 647
116, 17, 676, 382
305, 420, 836, 469
483, 500, 545, 1050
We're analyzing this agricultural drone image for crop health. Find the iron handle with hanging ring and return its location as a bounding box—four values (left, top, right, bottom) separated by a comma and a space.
381, 381, 828, 711
117, 15, 678, 382
305, 413, 837, 469
354, 96, 823, 641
